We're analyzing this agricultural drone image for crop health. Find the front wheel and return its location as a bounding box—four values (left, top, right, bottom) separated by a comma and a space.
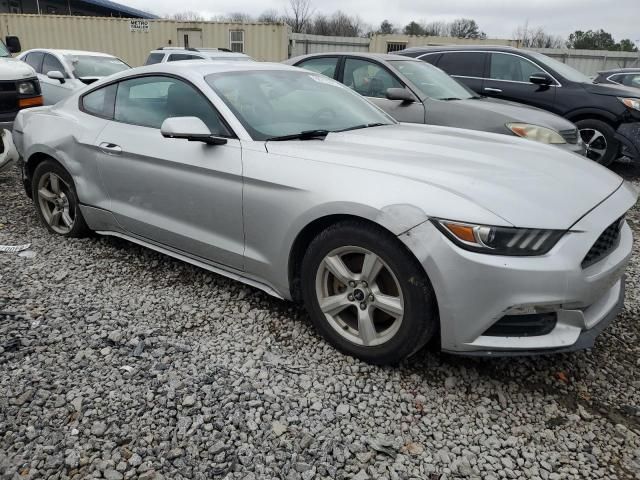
300, 221, 438, 365
31, 159, 90, 237
576, 119, 619, 167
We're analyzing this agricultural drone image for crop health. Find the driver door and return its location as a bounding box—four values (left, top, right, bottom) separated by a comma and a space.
39, 53, 78, 105
93, 75, 245, 269
340, 57, 425, 123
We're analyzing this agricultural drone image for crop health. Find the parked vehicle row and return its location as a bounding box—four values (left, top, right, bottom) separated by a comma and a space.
285, 52, 585, 155
398, 46, 640, 166
144, 47, 254, 65
13, 61, 638, 364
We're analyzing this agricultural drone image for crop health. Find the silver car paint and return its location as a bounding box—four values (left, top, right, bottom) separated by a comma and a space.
14, 61, 638, 354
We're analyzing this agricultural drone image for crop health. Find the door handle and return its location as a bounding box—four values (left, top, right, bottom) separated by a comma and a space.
484, 87, 503, 93
99, 142, 122, 154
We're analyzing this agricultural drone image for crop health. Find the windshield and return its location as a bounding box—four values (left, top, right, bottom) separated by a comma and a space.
389, 60, 476, 100
65, 55, 130, 78
206, 70, 395, 140
0, 42, 9, 58
527, 51, 592, 83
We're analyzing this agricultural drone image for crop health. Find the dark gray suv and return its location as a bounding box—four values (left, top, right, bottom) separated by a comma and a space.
286, 52, 585, 156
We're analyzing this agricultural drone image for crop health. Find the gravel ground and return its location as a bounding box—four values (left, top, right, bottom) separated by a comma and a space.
1, 161, 639, 480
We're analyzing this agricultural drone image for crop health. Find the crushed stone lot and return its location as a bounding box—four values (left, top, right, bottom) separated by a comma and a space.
1, 162, 639, 480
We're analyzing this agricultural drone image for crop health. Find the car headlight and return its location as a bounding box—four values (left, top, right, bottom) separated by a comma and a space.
506, 123, 566, 144
619, 97, 640, 112
431, 219, 565, 256
17, 80, 36, 95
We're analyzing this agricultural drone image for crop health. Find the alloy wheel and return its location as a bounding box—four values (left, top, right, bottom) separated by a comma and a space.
580, 128, 608, 163
36, 172, 75, 234
315, 246, 404, 347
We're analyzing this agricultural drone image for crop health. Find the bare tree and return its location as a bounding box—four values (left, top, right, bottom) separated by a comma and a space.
258, 9, 282, 23
514, 24, 565, 48
449, 18, 485, 39
170, 11, 205, 21
422, 21, 449, 36
284, 0, 314, 33
226, 12, 253, 22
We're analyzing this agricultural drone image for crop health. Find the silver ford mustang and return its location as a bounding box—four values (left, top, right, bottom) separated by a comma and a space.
13, 61, 638, 365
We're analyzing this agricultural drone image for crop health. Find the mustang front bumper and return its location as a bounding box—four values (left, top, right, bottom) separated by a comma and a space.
400, 181, 637, 356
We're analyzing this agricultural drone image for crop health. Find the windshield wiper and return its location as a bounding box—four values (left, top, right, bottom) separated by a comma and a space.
266, 130, 330, 141
439, 97, 462, 101
335, 122, 387, 133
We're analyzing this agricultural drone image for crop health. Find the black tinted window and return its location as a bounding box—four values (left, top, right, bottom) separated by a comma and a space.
420, 53, 441, 65
489, 53, 540, 82
24, 51, 44, 73
114, 75, 230, 135
437, 52, 486, 78
144, 53, 164, 65
42, 54, 67, 77
343, 58, 403, 98
297, 57, 339, 78
168, 54, 202, 62
82, 83, 117, 118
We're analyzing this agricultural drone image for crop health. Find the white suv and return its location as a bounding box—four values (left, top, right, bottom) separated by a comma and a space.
144, 47, 253, 65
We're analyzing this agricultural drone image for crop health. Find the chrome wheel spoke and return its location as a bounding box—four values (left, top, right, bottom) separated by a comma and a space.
38, 187, 57, 203
61, 210, 73, 228
49, 174, 61, 194
319, 293, 351, 316
357, 307, 378, 346
324, 255, 354, 286
50, 208, 62, 227
373, 293, 404, 318
361, 252, 384, 282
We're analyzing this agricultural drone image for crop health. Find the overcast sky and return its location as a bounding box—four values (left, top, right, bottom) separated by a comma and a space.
123, 0, 639, 42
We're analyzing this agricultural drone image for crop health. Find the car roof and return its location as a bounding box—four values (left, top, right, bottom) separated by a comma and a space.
25, 48, 116, 58
400, 45, 524, 54
597, 67, 640, 74
150, 48, 249, 57
107, 60, 299, 81
288, 52, 421, 62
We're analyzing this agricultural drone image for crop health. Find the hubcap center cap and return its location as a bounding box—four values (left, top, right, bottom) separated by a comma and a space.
353, 289, 365, 302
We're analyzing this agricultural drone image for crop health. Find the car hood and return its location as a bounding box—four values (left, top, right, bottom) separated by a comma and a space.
459, 97, 577, 132
0, 57, 37, 80
582, 81, 640, 97
266, 123, 622, 229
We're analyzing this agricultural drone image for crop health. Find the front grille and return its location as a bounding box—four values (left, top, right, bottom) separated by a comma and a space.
483, 313, 557, 337
0, 81, 18, 114
581, 216, 624, 269
560, 128, 579, 144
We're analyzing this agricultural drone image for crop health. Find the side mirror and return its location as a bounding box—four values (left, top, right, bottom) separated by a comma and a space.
47, 70, 66, 83
386, 87, 416, 103
161, 117, 228, 145
5, 36, 21, 54
529, 73, 553, 86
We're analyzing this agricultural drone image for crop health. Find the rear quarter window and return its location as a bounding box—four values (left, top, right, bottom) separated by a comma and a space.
144, 53, 165, 65
81, 83, 117, 119
437, 52, 486, 78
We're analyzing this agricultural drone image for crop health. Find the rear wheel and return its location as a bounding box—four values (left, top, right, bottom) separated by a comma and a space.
300, 220, 438, 365
576, 118, 619, 166
32, 159, 89, 237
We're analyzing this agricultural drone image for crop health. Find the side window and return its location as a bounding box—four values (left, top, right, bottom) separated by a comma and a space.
489, 53, 541, 83
42, 54, 67, 77
114, 76, 231, 136
621, 74, 640, 88
24, 51, 44, 73
297, 57, 339, 79
343, 58, 403, 98
81, 83, 117, 118
144, 53, 165, 65
420, 53, 441, 66
437, 52, 486, 78
168, 54, 202, 62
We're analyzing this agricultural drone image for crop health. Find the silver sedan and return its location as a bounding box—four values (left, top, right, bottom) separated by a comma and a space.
13, 61, 638, 364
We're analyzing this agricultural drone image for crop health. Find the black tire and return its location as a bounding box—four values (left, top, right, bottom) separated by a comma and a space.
31, 159, 90, 238
576, 118, 619, 167
300, 220, 438, 365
